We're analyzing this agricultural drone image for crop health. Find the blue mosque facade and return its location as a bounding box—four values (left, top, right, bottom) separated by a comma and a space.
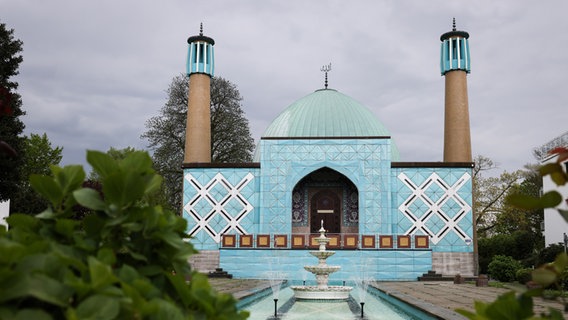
182, 23, 475, 280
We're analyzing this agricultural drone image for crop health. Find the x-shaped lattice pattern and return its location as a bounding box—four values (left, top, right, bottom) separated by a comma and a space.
397, 172, 471, 244
184, 172, 254, 243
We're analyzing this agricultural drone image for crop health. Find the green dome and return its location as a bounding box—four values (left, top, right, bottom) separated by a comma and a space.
258, 89, 400, 160
263, 89, 391, 137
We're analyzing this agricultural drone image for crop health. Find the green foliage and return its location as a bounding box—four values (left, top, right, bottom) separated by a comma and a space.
516, 268, 532, 285
0, 21, 26, 202
11, 133, 63, 214
488, 255, 522, 282
538, 244, 566, 267
478, 231, 539, 274
0, 150, 248, 319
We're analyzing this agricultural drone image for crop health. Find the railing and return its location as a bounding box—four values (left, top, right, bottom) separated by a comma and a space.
220, 233, 430, 250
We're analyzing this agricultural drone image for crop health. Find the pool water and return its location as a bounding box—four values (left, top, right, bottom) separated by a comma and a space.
239, 286, 435, 320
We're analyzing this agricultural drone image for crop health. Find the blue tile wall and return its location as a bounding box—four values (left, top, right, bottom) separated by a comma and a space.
183, 168, 260, 250
392, 167, 473, 253
220, 249, 432, 281
259, 139, 392, 236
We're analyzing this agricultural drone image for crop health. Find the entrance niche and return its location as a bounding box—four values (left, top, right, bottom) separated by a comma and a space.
291, 167, 359, 237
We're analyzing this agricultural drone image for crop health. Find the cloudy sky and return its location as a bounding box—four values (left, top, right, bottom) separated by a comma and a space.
3, 1, 567, 175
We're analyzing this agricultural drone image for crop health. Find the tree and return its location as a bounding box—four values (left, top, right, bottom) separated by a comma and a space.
473, 155, 525, 237
11, 133, 63, 214
88, 146, 139, 181
142, 74, 255, 213
0, 22, 25, 202
497, 165, 545, 252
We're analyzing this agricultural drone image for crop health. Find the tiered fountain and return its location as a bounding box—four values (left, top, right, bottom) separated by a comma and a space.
290, 221, 353, 300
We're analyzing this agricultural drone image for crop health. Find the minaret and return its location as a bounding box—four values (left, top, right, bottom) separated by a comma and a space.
440, 19, 472, 162
184, 24, 215, 163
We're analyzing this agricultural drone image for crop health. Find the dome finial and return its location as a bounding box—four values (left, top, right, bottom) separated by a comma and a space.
199, 22, 203, 36
452, 18, 456, 31
320, 63, 332, 89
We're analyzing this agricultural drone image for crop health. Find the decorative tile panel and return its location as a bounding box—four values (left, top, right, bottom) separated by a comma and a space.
259, 138, 392, 236
396, 169, 472, 248
183, 169, 259, 248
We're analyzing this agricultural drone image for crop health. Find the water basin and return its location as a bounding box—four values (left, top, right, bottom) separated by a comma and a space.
240, 285, 437, 320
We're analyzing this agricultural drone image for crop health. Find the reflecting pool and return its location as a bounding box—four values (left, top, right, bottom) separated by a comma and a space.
239, 284, 436, 320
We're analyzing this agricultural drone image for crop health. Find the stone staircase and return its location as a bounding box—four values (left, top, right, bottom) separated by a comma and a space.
418, 270, 479, 283
208, 268, 233, 279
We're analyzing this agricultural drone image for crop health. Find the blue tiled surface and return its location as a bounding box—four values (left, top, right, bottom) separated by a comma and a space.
182, 139, 473, 257
220, 249, 432, 281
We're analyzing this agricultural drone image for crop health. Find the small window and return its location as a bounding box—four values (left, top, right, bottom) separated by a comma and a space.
198, 44, 205, 63
452, 39, 458, 58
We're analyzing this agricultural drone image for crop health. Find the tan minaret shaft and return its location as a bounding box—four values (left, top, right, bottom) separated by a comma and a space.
440, 20, 472, 162
184, 25, 215, 163
184, 73, 211, 163
443, 68, 471, 162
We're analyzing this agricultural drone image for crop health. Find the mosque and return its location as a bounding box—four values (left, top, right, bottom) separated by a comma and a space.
182, 21, 476, 280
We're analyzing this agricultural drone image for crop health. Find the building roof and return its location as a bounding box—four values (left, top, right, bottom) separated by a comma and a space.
263, 88, 392, 138
256, 88, 400, 160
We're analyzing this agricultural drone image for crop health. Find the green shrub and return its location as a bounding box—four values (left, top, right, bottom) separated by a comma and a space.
0, 150, 248, 320
516, 268, 532, 284
488, 255, 522, 282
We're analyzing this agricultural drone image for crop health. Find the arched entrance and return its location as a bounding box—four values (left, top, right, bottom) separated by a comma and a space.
291, 167, 359, 238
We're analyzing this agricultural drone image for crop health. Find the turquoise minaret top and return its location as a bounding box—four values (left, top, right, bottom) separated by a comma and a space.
440, 19, 470, 75
186, 23, 215, 76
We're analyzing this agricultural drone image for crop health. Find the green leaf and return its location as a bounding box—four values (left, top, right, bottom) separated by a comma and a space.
14, 309, 54, 320
117, 265, 139, 283
119, 151, 153, 173
29, 175, 62, 207
541, 191, 563, 208
485, 291, 529, 320
166, 273, 192, 308
83, 215, 104, 239
87, 150, 119, 179
55, 165, 85, 195
103, 171, 146, 208
508, 191, 562, 210
145, 174, 163, 195
138, 265, 162, 276
87, 256, 117, 290
145, 299, 185, 320
0, 272, 72, 307
158, 231, 185, 250
76, 294, 120, 320
532, 268, 557, 287
97, 248, 116, 266
55, 219, 78, 238
540, 163, 568, 186
558, 208, 568, 223
5, 213, 38, 230
73, 188, 105, 211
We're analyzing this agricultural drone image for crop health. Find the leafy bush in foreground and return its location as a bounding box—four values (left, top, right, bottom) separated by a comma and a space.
0, 150, 248, 319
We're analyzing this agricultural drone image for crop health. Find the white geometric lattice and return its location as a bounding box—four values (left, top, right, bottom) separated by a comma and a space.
397, 172, 471, 244
184, 172, 254, 243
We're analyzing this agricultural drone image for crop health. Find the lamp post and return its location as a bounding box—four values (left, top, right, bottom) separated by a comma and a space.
563, 232, 567, 254
274, 298, 278, 319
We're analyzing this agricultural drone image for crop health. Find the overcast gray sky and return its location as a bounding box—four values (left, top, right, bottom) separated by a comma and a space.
3, 1, 567, 175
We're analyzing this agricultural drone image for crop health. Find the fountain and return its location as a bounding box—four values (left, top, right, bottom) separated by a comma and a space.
290, 221, 353, 300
